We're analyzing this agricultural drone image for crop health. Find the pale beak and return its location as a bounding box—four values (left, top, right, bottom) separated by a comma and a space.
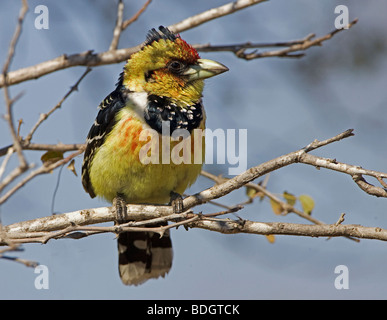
183, 58, 229, 81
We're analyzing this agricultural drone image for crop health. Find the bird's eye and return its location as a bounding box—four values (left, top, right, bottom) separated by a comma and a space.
168, 61, 185, 73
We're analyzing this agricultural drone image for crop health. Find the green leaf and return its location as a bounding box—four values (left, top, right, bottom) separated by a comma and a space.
299, 194, 315, 215
41, 150, 64, 166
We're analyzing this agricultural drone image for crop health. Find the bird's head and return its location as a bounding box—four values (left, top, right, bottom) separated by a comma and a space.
122, 26, 228, 106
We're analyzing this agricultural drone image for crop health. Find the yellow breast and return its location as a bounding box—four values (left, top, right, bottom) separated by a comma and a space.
89, 108, 205, 204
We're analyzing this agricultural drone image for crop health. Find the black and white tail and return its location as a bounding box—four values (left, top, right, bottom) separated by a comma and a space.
117, 225, 173, 286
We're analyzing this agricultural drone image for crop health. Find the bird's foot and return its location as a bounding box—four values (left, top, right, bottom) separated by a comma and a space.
169, 191, 183, 214
113, 193, 127, 225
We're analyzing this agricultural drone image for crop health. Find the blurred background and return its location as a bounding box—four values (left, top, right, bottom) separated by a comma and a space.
1, 0, 387, 299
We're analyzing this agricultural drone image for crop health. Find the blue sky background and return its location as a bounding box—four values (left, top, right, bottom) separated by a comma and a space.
1, 0, 387, 299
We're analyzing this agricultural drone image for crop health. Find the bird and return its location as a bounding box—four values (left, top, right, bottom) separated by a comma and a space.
81, 26, 228, 285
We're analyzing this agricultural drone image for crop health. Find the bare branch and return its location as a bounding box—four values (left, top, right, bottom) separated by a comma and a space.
302, 128, 355, 152
0, 67, 90, 199
0, 248, 38, 268
201, 170, 359, 242
231, 19, 358, 60
2, 0, 28, 76
352, 174, 387, 198
299, 153, 387, 197
201, 170, 323, 225
189, 219, 387, 241
0, 0, 268, 88
0, 143, 85, 158
168, 0, 268, 33
24, 67, 92, 144
0, 15, 357, 88
2, 0, 29, 169
109, 0, 125, 51
193, 33, 315, 59
0, 47, 142, 88
4, 129, 386, 245
194, 34, 316, 52
121, 0, 152, 31
182, 130, 355, 211
4, 205, 387, 245
0, 223, 39, 267
0, 149, 83, 205
0, 147, 14, 181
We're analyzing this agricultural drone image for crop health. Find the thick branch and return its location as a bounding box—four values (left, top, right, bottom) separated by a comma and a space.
0, 48, 141, 88
190, 219, 387, 241
4, 129, 387, 244
0, 0, 296, 88
168, 0, 267, 33
3, 206, 387, 244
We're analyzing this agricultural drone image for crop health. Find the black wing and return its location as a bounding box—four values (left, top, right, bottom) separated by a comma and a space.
81, 88, 126, 198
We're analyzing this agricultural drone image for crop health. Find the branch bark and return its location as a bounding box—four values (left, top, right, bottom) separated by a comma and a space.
2, 129, 387, 245
1, 0, 357, 88
0, 0, 267, 87
168, 0, 268, 34
3, 203, 387, 244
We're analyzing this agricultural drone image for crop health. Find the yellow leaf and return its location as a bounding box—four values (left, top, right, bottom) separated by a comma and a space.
299, 194, 315, 215
41, 150, 64, 166
270, 199, 283, 215
67, 159, 78, 177
265, 234, 275, 243
246, 186, 258, 199
283, 191, 296, 206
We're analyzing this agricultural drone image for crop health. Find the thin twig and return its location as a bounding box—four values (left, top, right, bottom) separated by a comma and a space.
0, 147, 14, 181
2, 0, 28, 76
109, 0, 125, 51
233, 19, 358, 60
168, 0, 268, 33
200, 169, 358, 243
0, 243, 38, 267
194, 34, 316, 53
2, 0, 29, 168
1, 255, 38, 268
0, 16, 357, 88
0, 143, 85, 158
0, 149, 83, 205
0, 0, 268, 88
0, 67, 90, 199
183, 130, 355, 210
201, 170, 322, 224
300, 153, 387, 197
24, 67, 92, 144
335, 213, 346, 226
121, 0, 152, 30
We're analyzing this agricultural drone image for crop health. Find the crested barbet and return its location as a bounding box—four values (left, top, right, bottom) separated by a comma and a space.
82, 26, 228, 285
